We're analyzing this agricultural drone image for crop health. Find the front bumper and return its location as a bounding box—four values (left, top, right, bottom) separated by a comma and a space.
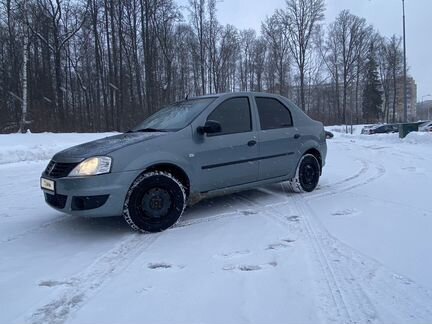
41, 169, 141, 217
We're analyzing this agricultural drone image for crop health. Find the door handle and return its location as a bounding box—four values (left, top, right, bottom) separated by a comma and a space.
247, 140, 257, 147
294, 134, 301, 139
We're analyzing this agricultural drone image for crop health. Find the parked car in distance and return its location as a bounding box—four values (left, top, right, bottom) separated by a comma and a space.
360, 125, 376, 134
40, 92, 327, 233
361, 124, 399, 135
418, 121, 432, 132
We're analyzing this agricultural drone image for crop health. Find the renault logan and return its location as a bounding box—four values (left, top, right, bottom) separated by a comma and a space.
41, 92, 327, 232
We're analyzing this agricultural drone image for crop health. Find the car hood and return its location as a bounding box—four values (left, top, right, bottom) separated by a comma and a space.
53, 132, 167, 161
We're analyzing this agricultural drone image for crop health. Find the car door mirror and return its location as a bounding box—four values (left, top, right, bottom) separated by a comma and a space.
197, 120, 222, 135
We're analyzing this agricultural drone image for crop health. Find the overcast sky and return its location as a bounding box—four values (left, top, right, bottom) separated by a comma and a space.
177, 0, 431, 101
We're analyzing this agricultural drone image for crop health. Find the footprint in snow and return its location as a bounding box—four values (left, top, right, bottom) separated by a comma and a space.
286, 215, 300, 222
148, 262, 171, 269
223, 261, 277, 272
215, 250, 251, 259
238, 265, 262, 271
266, 243, 288, 250
392, 273, 413, 285
402, 166, 417, 172
38, 279, 76, 287
331, 209, 359, 217
240, 210, 258, 216
281, 238, 295, 243
266, 239, 295, 250
401, 166, 426, 175
147, 262, 185, 270
136, 286, 153, 294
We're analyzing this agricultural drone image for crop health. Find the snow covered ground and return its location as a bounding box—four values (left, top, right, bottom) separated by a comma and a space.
1, 129, 432, 324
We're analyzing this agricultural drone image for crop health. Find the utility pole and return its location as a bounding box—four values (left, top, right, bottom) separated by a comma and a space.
402, 0, 408, 122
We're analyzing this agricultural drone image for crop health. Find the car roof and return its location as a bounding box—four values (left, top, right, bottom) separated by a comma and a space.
370, 124, 384, 129
187, 92, 284, 100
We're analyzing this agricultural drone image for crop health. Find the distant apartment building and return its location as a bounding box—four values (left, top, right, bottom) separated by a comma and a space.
386, 76, 417, 122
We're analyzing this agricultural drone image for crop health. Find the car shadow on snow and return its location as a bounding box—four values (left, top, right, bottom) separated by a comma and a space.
181, 187, 283, 224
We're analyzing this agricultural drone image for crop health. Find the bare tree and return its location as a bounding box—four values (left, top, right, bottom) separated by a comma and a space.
19, 0, 29, 133
262, 13, 290, 95
252, 36, 267, 92
276, 0, 324, 111
326, 10, 368, 127
189, 0, 207, 95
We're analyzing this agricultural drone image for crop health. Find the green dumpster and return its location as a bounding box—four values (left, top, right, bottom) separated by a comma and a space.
399, 123, 419, 138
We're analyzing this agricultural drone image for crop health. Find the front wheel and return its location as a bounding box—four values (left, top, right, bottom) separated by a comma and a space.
123, 171, 186, 233
289, 154, 320, 193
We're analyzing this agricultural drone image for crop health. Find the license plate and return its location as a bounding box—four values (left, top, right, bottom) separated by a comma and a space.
41, 178, 55, 192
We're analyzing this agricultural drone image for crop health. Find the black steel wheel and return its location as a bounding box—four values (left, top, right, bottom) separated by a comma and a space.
290, 154, 320, 193
123, 171, 186, 232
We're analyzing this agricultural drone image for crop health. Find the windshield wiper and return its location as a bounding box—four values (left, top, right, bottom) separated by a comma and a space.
127, 128, 169, 133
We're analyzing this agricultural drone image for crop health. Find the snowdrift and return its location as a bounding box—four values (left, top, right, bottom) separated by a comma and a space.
0, 133, 116, 165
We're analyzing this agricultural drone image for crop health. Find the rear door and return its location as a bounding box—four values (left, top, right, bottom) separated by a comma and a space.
254, 96, 300, 180
195, 96, 259, 192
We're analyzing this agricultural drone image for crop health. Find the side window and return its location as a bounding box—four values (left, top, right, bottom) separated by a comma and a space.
255, 97, 293, 130
207, 97, 252, 135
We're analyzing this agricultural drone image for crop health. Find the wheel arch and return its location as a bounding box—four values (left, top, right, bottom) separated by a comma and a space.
144, 163, 191, 197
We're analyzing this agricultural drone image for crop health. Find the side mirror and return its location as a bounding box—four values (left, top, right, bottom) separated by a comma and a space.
197, 120, 222, 135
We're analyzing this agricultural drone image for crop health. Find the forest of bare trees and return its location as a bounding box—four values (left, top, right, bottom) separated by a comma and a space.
0, 0, 406, 133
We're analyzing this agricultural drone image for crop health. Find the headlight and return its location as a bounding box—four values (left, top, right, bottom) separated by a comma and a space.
69, 156, 112, 177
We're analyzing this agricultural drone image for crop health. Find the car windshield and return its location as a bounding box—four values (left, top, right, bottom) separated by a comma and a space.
132, 97, 216, 132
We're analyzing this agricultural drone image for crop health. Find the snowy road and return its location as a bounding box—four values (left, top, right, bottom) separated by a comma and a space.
1, 131, 432, 324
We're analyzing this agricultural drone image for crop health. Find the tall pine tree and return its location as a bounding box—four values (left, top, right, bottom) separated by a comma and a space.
362, 43, 383, 123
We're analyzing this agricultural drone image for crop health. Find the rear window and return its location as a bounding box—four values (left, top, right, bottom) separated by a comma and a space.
255, 97, 293, 130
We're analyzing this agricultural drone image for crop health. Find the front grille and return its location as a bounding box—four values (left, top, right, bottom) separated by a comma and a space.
45, 193, 67, 209
44, 160, 78, 178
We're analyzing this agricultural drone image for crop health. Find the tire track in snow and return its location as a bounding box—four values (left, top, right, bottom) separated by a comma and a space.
308, 158, 385, 199
234, 152, 397, 323
234, 192, 361, 323
0, 217, 69, 244
252, 159, 432, 324
27, 233, 160, 324
253, 156, 383, 202
315, 159, 369, 192
290, 196, 381, 324
294, 195, 432, 324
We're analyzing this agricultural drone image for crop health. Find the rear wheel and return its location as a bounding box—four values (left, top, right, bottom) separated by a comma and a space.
290, 154, 320, 193
123, 171, 186, 233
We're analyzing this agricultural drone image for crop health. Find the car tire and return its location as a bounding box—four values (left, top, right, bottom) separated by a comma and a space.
123, 171, 186, 233
289, 154, 320, 193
